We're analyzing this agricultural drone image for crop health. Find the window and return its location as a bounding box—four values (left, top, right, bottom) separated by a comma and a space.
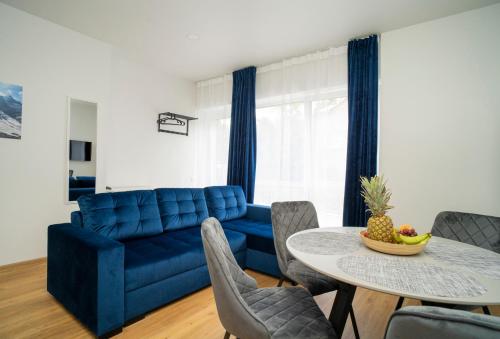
254, 95, 348, 226
193, 76, 232, 187
194, 46, 348, 225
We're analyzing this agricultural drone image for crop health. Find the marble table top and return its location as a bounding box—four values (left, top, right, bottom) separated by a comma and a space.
286, 227, 500, 305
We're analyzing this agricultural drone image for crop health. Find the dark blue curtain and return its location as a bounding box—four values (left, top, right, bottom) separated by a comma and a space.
227, 66, 257, 203
343, 35, 378, 227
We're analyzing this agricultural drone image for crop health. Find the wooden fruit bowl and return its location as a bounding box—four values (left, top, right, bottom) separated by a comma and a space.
359, 231, 428, 256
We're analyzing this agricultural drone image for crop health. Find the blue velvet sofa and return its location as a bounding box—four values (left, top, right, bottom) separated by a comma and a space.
47, 185, 279, 337
68, 176, 96, 201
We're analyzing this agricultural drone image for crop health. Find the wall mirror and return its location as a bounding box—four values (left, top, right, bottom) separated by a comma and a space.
66, 98, 98, 203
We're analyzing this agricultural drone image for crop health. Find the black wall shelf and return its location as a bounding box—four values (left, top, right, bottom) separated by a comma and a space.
157, 112, 197, 136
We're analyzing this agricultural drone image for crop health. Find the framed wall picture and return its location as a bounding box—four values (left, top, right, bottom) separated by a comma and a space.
0, 81, 23, 139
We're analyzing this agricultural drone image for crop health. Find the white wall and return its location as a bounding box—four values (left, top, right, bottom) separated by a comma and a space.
0, 3, 195, 265
104, 51, 196, 189
69, 100, 97, 177
380, 4, 500, 232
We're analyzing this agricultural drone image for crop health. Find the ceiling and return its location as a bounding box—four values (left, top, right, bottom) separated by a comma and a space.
2, 0, 499, 81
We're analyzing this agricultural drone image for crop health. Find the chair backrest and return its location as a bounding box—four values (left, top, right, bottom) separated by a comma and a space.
271, 201, 319, 275
432, 211, 500, 253
201, 217, 269, 339
385, 306, 500, 339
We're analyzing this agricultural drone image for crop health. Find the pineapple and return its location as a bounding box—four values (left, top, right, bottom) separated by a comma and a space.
360, 175, 395, 243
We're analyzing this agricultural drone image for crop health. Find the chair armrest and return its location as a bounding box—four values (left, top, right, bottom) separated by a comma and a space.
246, 204, 271, 223
47, 223, 124, 336
385, 306, 500, 339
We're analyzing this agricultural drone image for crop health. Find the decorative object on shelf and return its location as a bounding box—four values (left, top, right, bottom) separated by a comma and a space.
0, 81, 23, 139
157, 112, 197, 136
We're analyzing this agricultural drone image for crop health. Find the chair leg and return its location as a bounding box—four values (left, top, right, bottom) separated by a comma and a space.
349, 307, 360, 339
395, 296, 404, 311
277, 277, 284, 287
223, 330, 230, 339
483, 306, 491, 315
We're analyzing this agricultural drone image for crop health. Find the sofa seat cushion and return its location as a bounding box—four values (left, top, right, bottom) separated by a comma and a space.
155, 188, 209, 231
204, 186, 247, 222
222, 218, 275, 255
123, 226, 246, 291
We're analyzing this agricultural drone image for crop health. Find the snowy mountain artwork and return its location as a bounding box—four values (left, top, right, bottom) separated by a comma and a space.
0, 81, 23, 139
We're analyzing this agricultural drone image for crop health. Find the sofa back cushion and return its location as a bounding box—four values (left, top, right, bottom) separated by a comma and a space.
204, 186, 247, 222
78, 190, 163, 241
71, 211, 83, 228
155, 188, 209, 231
69, 176, 78, 188
76, 176, 96, 188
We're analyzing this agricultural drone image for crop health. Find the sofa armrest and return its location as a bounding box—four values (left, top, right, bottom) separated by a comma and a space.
246, 204, 271, 223
385, 306, 500, 339
47, 223, 124, 336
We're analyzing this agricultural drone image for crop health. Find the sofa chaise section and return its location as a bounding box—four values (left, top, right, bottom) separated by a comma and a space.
204, 185, 280, 277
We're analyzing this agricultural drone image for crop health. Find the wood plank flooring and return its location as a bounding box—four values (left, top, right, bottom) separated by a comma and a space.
0, 258, 498, 339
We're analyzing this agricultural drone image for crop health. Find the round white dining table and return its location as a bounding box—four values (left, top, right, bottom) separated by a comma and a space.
286, 227, 500, 337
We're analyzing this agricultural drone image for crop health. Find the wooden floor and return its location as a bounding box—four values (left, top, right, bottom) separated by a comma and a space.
1, 259, 498, 339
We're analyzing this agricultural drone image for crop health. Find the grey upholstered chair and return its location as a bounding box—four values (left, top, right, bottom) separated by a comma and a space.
201, 217, 337, 339
395, 211, 500, 313
385, 306, 500, 339
271, 201, 359, 338
432, 211, 500, 253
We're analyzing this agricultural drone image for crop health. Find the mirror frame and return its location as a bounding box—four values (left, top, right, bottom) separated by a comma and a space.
65, 96, 99, 205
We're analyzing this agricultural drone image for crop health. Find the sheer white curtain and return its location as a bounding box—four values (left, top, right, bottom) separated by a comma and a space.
194, 46, 348, 226
193, 75, 232, 186
254, 47, 348, 226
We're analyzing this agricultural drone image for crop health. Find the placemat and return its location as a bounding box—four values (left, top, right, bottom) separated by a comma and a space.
425, 240, 500, 280
288, 231, 361, 255
337, 255, 487, 298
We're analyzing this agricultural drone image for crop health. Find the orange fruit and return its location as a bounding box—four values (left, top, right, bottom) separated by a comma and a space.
399, 224, 413, 231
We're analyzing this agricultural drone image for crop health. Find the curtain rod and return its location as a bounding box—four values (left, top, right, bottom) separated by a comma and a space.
197, 33, 378, 85
197, 44, 348, 86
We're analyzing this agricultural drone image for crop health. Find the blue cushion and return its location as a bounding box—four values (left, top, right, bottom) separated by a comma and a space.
155, 188, 209, 231
123, 226, 246, 291
246, 249, 281, 277
71, 211, 83, 228
221, 218, 275, 255
204, 186, 247, 221
76, 176, 96, 188
69, 176, 78, 188
69, 187, 95, 201
78, 190, 163, 241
